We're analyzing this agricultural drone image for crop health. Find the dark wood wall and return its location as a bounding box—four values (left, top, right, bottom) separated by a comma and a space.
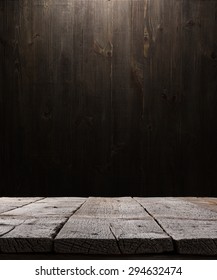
0, 0, 217, 196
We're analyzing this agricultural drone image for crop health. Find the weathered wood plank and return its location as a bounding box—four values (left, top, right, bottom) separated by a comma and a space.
2, 197, 86, 218
0, 197, 217, 255
0, 197, 86, 252
54, 218, 120, 254
0, 197, 43, 214
182, 197, 217, 213
55, 197, 173, 254
134, 197, 217, 255
0, 226, 14, 237
73, 197, 151, 219
110, 219, 173, 254
55, 217, 173, 255
0, 216, 68, 253
155, 219, 217, 255
134, 197, 217, 220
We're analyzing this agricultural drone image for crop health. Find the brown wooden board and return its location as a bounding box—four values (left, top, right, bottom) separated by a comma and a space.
142, 0, 217, 197
1, 1, 217, 197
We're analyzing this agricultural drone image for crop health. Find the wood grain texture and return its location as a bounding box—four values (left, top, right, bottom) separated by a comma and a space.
0, 1, 217, 197
143, 0, 217, 196
2, 197, 86, 217
54, 197, 173, 254
0, 217, 67, 253
134, 197, 217, 255
0, 197, 217, 255
72, 197, 151, 219
134, 197, 217, 220
183, 197, 217, 213
155, 219, 217, 255
0, 197, 86, 252
0, 197, 43, 214
109, 219, 173, 254
54, 217, 121, 254
54, 217, 173, 254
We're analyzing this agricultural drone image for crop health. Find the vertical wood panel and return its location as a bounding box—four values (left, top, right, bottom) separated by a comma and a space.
143, 0, 183, 195
90, 0, 113, 194
143, 0, 217, 196
0, 0, 217, 196
111, 0, 144, 195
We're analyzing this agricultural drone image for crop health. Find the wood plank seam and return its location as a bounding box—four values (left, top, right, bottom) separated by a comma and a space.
54, 197, 174, 254
0, 197, 45, 215
133, 198, 179, 253
0, 197, 217, 255
0, 226, 15, 238
0, 217, 30, 238
132, 197, 176, 251
109, 224, 122, 254
134, 197, 217, 255
0, 198, 87, 253
50, 198, 88, 247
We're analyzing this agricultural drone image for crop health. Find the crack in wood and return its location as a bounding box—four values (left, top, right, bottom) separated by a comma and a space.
132, 197, 176, 251
52, 198, 88, 238
0, 197, 45, 215
0, 197, 217, 255
109, 224, 122, 254
0, 226, 15, 238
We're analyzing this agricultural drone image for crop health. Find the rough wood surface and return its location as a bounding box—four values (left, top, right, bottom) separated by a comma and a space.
183, 197, 217, 213
156, 219, 217, 255
134, 197, 217, 255
54, 197, 173, 254
0, 197, 86, 252
109, 219, 173, 254
0, 197, 217, 255
73, 197, 151, 219
55, 217, 173, 255
2, 197, 86, 218
134, 197, 217, 220
0, 217, 66, 253
0, 197, 43, 214
54, 218, 120, 254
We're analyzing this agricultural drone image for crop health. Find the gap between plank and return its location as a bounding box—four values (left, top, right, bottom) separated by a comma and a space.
0, 226, 15, 237
0, 197, 46, 215
51, 198, 88, 250
0, 217, 31, 238
109, 224, 122, 254
132, 197, 177, 253
0, 199, 46, 237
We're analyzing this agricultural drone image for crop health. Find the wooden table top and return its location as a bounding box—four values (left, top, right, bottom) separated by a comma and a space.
0, 197, 217, 256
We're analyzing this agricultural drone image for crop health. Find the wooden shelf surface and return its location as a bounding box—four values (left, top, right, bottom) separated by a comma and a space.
0, 197, 217, 256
